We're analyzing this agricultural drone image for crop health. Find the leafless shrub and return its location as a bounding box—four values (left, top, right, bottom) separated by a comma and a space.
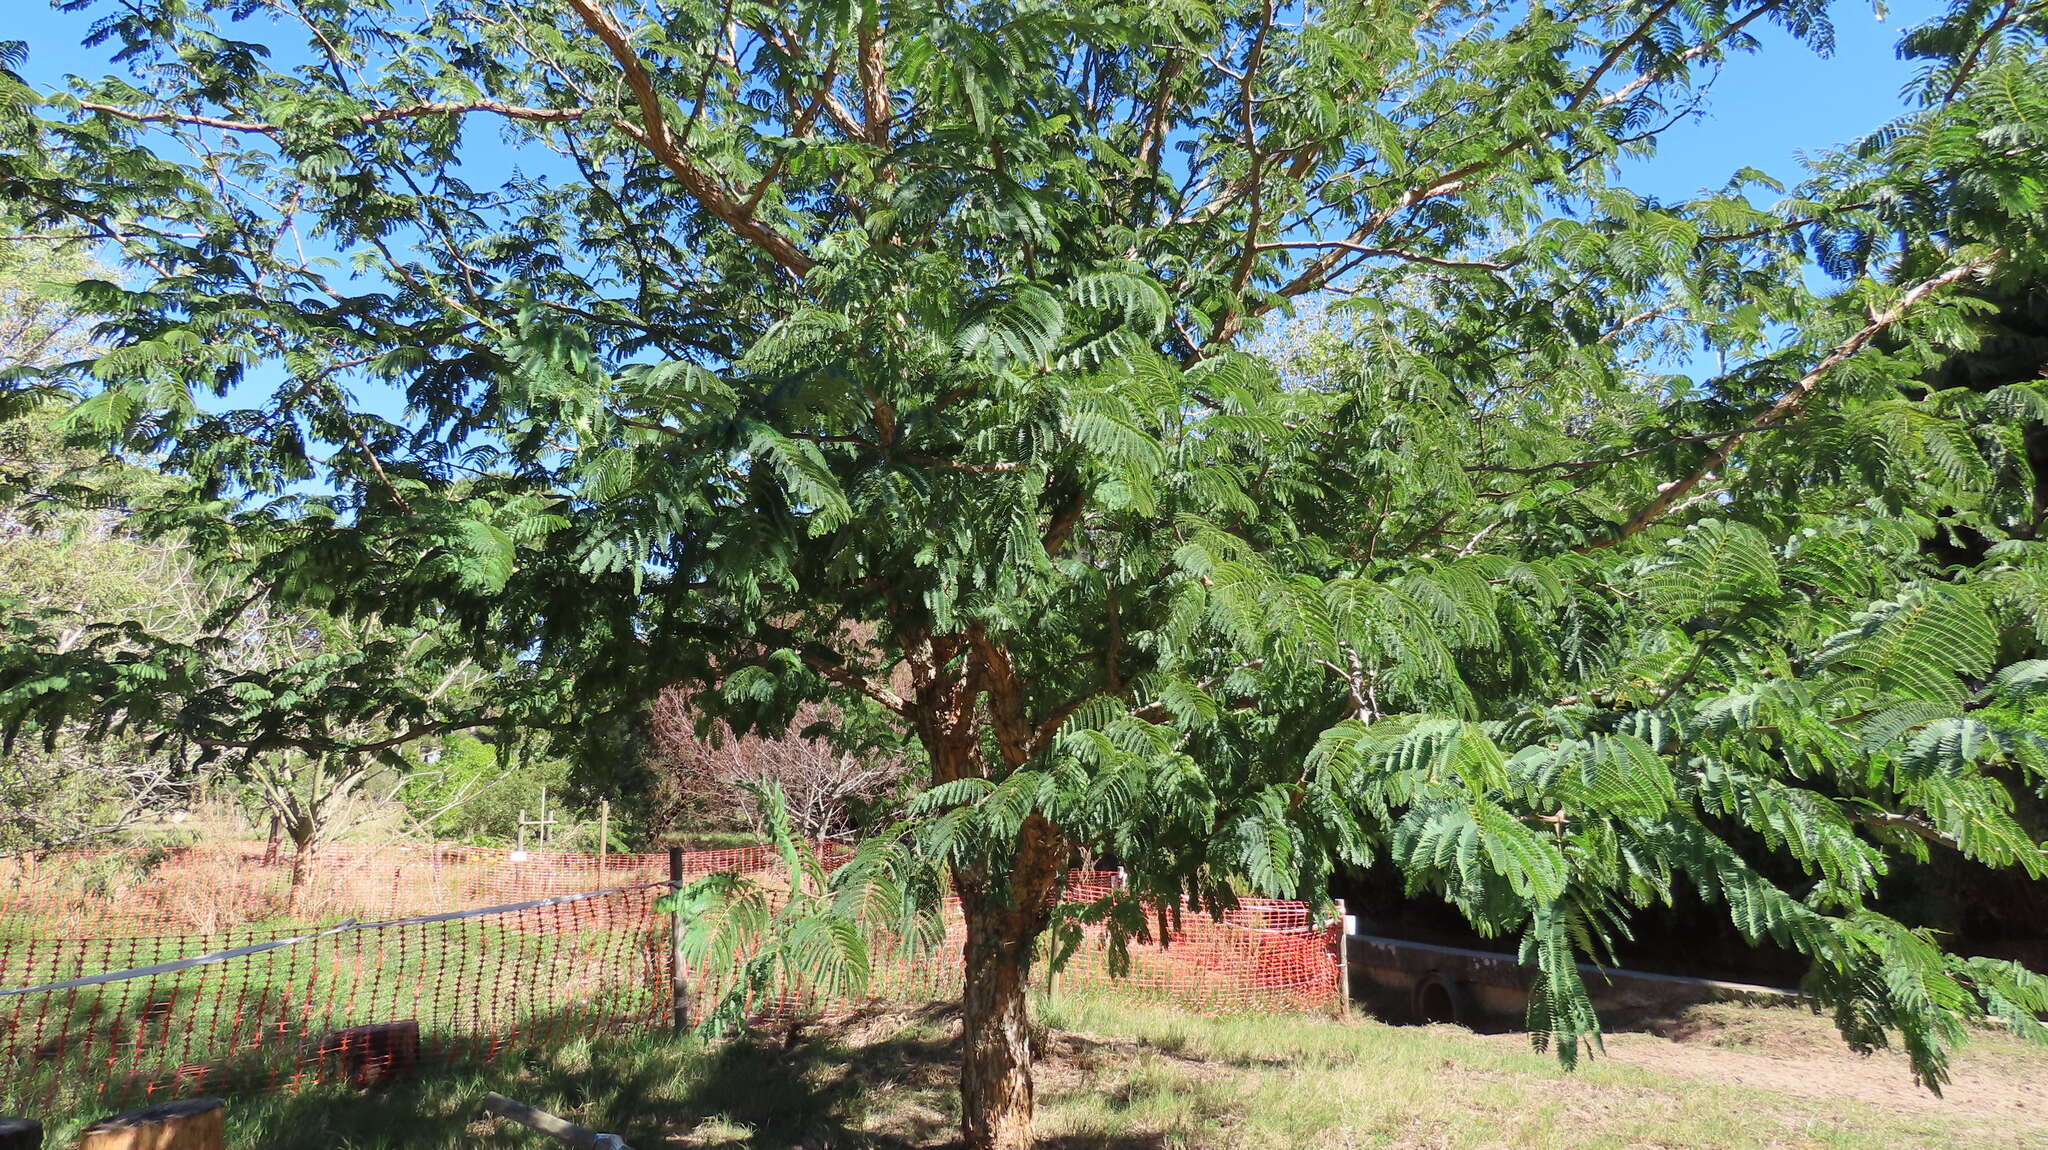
647, 689, 904, 841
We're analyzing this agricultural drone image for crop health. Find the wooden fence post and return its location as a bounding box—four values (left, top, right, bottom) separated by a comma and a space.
668, 846, 689, 1032
1335, 898, 1350, 1016
597, 800, 610, 876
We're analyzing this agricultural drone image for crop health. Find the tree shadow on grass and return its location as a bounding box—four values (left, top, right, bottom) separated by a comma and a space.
662, 1004, 1172, 1150
228, 1031, 737, 1150
215, 1030, 1061, 1150
230, 998, 1163, 1137
53, 1002, 1166, 1150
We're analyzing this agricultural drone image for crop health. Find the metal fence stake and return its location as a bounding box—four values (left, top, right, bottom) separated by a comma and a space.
668, 847, 689, 1032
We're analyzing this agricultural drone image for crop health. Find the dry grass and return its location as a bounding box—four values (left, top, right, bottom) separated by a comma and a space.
207, 994, 2048, 1150
1031, 996, 2048, 1150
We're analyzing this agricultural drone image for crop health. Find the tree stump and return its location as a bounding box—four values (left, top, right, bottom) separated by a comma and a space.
76, 1099, 223, 1150
0, 1117, 43, 1150
317, 1020, 420, 1086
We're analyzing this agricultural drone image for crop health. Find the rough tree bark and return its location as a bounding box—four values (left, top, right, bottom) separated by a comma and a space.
903, 630, 1072, 1148
285, 818, 316, 915
958, 887, 1037, 1150
955, 814, 1065, 1150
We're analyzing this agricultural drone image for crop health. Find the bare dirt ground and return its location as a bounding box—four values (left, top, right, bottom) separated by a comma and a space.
1495, 1001, 2048, 1134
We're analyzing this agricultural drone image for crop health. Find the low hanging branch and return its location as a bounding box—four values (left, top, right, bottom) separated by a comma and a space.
1588, 251, 2002, 549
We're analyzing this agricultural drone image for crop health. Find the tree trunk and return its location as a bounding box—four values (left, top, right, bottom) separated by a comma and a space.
959, 888, 1037, 1150
911, 643, 1068, 1150
286, 824, 316, 915
956, 814, 1067, 1150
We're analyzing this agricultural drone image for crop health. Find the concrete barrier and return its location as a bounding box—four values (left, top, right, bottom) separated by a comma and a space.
1346, 932, 1800, 1030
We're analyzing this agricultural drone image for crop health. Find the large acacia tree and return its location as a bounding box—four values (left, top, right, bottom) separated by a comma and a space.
5, 1, 2048, 1145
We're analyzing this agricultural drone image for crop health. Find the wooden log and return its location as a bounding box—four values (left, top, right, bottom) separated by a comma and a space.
316, 1020, 420, 1086
479, 1094, 634, 1150
0, 1117, 43, 1150
76, 1099, 223, 1150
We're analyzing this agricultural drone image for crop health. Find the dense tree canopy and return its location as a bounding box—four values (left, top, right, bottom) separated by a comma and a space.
3, 0, 2048, 1145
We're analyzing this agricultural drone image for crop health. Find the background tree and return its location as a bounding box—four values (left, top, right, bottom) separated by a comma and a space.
2, 460, 500, 889
221, 613, 490, 905
0, 222, 193, 851
395, 731, 595, 846
0, 212, 557, 873
4, 2, 2048, 1148
0, 212, 98, 379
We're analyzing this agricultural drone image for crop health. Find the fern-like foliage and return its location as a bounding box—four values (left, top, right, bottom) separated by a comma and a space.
667, 784, 948, 1035
5, 0, 2048, 1134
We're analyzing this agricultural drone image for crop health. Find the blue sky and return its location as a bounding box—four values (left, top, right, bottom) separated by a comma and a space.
1620, 2, 1933, 199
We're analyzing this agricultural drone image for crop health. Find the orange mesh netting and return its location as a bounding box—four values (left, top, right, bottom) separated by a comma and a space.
1, 845, 1339, 1119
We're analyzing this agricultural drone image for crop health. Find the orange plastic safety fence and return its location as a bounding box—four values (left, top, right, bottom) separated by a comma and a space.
1, 848, 1339, 1122
0, 885, 673, 1118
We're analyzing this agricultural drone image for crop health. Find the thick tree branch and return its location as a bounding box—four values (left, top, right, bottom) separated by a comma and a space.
1571, 0, 1688, 107
1224, 0, 1277, 307
1264, 156, 1496, 301
1850, 810, 1960, 848
1247, 1, 1786, 314
744, 20, 868, 137
1255, 238, 1516, 271
197, 716, 497, 755
1596, 1, 1785, 110
1041, 484, 1088, 558
747, 620, 910, 716
565, 0, 816, 278
1940, 0, 2026, 102
742, 45, 843, 213
1135, 53, 1185, 178
1587, 252, 2000, 549
966, 627, 1035, 769
856, 2, 892, 149
1469, 421, 1801, 478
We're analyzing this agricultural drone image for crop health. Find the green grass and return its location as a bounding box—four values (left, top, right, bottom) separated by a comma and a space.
46, 993, 2034, 1150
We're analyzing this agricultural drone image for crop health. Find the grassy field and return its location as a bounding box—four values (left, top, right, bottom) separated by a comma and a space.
191, 994, 2048, 1150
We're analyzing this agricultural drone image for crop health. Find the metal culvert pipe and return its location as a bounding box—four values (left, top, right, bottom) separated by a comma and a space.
1412, 970, 1470, 1025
